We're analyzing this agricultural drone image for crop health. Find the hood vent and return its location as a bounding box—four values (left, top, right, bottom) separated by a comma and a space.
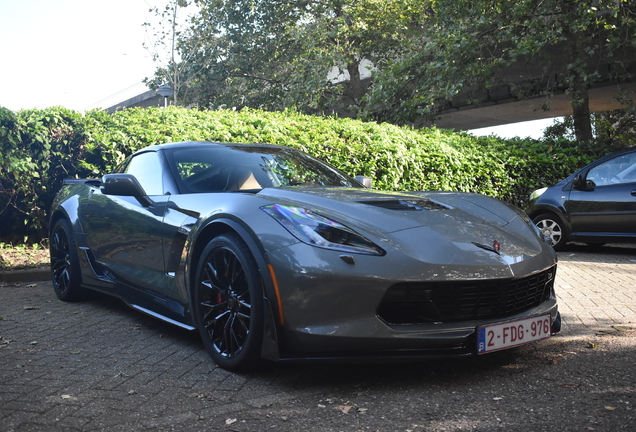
360, 199, 451, 211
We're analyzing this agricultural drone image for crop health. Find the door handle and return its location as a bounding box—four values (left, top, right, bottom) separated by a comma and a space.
632, 189, 636, 196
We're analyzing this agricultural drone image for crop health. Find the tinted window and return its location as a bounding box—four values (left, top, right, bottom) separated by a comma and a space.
587, 151, 636, 187
125, 151, 164, 195
167, 145, 361, 194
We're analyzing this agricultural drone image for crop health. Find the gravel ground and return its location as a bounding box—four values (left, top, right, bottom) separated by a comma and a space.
236, 329, 636, 432
1, 244, 635, 431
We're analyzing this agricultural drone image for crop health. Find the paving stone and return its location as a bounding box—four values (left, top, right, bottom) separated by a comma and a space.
1, 244, 635, 430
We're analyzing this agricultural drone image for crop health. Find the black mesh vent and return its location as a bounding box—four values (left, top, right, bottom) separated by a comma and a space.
377, 266, 556, 324
360, 199, 451, 211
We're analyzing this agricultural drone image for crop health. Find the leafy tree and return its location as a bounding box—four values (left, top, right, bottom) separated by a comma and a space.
143, 0, 212, 106
544, 106, 636, 151
167, 0, 422, 114
365, 0, 636, 144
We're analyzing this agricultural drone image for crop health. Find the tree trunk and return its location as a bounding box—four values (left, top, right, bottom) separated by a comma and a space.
570, 66, 593, 143
346, 61, 365, 103
571, 90, 593, 142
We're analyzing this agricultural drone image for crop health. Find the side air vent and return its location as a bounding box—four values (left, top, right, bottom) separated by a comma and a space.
360, 199, 451, 211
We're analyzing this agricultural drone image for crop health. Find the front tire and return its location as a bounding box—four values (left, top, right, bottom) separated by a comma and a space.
50, 218, 83, 301
533, 213, 567, 251
193, 233, 264, 371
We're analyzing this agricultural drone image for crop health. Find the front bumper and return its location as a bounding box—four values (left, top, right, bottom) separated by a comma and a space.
266, 241, 559, 360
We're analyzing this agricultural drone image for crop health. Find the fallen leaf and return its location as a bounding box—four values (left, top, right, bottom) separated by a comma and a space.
317, 404, 326, 408
613, 326, 633, 332
336, 406, 354, 414
605, 406, 616, 411
26, 283, 37, 288
225, 418, 237, 425
587, 342, 597, 349
70, 350, 81, 354
596, 330, 613, 335
128, 390, 137, 395
493, 397, 504, 401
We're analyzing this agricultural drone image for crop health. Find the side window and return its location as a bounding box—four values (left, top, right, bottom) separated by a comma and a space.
587, 152, 636, 187
124, 151, 164, 195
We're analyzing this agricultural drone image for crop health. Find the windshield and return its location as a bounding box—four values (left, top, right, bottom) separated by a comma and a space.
166, 144, 362, 193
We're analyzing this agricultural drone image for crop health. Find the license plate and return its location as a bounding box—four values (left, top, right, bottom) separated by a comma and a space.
477, 314, 551, 354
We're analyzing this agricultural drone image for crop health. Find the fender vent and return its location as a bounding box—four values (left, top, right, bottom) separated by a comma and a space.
360, 199, 451, 211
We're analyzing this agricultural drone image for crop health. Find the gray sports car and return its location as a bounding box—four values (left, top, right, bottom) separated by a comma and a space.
50, 141, 561, 370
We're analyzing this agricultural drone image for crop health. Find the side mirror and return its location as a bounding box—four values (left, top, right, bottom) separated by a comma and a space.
355, 175, 373, 189
101, 174, 152, 207
572, 174, 586, 190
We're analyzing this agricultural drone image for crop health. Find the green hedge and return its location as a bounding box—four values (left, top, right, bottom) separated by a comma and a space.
0, 106, 603, 243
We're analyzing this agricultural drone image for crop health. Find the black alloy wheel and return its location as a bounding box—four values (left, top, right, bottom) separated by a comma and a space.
533, 213, 567, 251
50, 218, 83, 301
194, 233, 264, 371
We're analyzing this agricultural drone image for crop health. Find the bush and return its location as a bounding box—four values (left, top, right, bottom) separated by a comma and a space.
0, 106, 603, 243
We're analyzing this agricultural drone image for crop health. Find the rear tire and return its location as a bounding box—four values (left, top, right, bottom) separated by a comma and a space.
50, 218, 84, 301
193, 233, 264, 371
532, 213, 567, 251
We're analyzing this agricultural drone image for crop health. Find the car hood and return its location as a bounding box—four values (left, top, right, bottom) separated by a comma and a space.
257, 187, 545, 265
259, 187, 514, 230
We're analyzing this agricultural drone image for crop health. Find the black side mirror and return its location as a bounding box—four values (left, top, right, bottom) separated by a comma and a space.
572, 174, 586, 190
101, 174, 152, 207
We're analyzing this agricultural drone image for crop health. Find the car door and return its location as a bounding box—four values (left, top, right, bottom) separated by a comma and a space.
567, 151, 636, 236
83, 150, 170, 291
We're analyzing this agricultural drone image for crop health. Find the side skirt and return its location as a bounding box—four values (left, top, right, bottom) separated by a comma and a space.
130, 304, 196, 331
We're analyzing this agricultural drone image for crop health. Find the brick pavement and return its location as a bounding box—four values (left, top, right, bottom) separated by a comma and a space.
1, 244, 635, 431
555, 244, 636, 334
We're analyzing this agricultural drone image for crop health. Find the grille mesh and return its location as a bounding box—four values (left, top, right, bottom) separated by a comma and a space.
377, 266, 556, 324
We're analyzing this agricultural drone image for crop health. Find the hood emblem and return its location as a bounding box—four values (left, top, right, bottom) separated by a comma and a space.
473, 240, 501, 255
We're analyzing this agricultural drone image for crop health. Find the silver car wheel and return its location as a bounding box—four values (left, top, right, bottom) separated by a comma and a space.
533, 214, 566, 250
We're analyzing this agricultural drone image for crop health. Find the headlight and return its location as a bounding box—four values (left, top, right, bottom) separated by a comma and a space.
529, 187, 548, 202
261, 204, 385, 256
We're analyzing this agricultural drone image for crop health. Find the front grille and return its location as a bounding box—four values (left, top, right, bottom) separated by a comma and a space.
377, 266, 556, 325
